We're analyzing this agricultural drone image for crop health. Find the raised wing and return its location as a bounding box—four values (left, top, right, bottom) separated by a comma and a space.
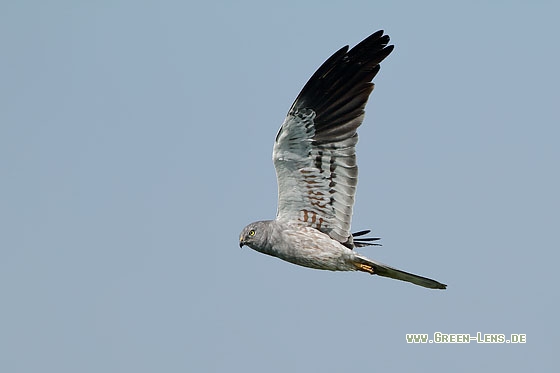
273, 30, 393, 248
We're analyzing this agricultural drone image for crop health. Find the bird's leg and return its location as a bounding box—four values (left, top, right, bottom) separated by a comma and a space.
355, 262, 375, 274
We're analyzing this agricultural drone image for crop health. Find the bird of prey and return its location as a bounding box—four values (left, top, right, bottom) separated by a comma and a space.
239, 30, 446, 289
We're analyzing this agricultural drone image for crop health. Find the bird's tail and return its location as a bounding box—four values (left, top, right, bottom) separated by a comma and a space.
353, 255, 447, 290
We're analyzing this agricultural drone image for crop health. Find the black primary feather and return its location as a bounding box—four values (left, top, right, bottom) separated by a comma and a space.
352, 230, 381, 247
288, 30, 394, 144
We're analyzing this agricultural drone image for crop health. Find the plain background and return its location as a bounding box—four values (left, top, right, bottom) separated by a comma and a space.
1, 1, 558, 372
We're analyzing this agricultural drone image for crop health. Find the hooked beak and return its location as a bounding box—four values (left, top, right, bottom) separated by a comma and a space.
239, 238, 245, 248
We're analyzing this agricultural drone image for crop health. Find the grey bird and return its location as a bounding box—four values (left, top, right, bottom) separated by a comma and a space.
239, 30, 446, 290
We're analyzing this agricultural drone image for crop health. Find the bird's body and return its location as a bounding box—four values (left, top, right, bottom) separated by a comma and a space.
241, 221, 357, 272
239, 30, 447, 290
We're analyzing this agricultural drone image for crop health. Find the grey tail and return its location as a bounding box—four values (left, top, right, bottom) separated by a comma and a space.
354, 255, 447, 290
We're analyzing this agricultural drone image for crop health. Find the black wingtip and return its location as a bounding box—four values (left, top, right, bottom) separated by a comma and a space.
352, 230, 382, 247
289, 30, 394, 135
352, 229, 371, 237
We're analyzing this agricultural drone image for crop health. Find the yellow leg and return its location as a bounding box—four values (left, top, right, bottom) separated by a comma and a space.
355, 262, 375, 274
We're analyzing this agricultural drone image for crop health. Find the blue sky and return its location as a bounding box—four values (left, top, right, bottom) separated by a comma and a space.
1, 1, 559, 372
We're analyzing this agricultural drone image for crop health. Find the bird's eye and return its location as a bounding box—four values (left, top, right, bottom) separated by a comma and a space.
249, 229, 255, 237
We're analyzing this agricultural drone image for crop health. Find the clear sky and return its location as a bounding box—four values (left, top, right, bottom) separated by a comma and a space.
1, 1, 558, 372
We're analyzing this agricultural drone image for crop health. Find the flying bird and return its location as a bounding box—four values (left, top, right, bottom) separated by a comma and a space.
239, 30, 446, 289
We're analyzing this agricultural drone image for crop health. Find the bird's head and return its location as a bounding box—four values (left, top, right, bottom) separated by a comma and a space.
239, 221, 270, 250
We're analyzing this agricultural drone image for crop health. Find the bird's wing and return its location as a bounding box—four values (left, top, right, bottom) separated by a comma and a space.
273, 30, 393, 248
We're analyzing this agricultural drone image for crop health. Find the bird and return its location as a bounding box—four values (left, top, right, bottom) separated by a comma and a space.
239, 30, 446, 290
